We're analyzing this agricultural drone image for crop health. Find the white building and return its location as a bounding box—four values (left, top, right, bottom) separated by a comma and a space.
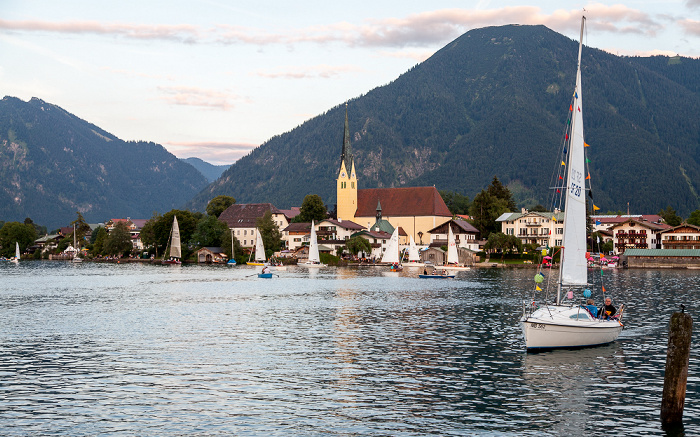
497, 209, 565, 248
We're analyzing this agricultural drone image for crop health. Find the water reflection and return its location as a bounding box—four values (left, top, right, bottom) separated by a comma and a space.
0, 262, 697, 435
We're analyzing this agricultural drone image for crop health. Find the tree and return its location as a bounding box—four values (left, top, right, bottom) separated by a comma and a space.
469, 190, 509, 240
138, 212, 161, 254
92, 226, 108, 255
439, 190, 471, 215
688, 209, 700, 226
531, 204, 548, 212
346, 235, 372, 256
153, 210, 198, 259
484, 232, 522, 263
206, 195, 236, 218
486, 176, 517, 211
70, 212, 92, 248
294, 194, 327, 223
221, 227, 243, 261
659, 206, 682, 226
256, 210, 283, 257
104, 222, 132, 256
0, 221, 38, 257
192, 215, 229, 248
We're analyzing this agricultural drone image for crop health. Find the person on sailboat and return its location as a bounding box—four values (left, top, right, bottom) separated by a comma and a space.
585, 299, 598, 317
599, 298, 617, 319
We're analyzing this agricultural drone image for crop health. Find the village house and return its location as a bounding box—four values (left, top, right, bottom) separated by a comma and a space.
496, 209, 565, 248
660, 223, 700, 250
282, 222, 312, 251
428, 219, 480, 252
609, 218, 670, 255
196, 247, 227, 264
218, 203, 293, 250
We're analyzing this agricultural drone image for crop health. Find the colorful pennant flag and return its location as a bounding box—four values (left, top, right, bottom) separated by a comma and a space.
569, 104, 573, 111
585, 158, 591, 163
556, 189, 561, 193
536, 285, 542, 291
575, 92, 578, 98
559, 175, 563, 180
595, 220, 601, 226
602, 285, 606, 292
561, 161, 566, 166
584, 142, 590, 147
593, 205, 600, 211
586, 173, 591, 179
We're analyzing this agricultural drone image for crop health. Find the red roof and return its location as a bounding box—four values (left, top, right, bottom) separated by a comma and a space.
355, 187, 451, 218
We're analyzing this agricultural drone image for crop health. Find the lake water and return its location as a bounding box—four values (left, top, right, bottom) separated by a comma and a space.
1, 261, 698, 436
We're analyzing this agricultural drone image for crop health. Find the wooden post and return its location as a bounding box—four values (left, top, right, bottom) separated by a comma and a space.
661, 307, 692, 424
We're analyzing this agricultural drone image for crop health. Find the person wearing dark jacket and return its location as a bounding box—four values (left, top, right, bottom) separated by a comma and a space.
599, 297, 617, 319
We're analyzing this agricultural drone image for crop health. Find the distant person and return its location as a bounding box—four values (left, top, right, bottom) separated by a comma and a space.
599, 297, 617, 319
585, 299, 597, 317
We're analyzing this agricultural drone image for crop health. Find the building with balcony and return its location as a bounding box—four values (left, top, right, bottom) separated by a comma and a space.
660, 223, 700, 250
609, 218, 670, 255
496, 209, 565, 248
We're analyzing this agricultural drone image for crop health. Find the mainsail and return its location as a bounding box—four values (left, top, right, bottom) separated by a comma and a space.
254, 229, 266, 262
560, 21, 588, 287
446, 225, 459, 264
408, 235, 420, 262
308, 220, 320, 263
169, 216, 182, 259
381, 228, 401, 264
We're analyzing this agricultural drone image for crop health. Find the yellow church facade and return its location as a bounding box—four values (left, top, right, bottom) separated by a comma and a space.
335, 106, 452, 244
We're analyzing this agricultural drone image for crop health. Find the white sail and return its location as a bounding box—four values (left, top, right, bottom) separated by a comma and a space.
15, 242, 20, 260
446, 225, 459, 265
254, 229, 266, 262
408, 235, 420, 262
560, 20, 588, 287
381, 228, 401, 264
308, 220, 321, 263
169, 216, 182, 259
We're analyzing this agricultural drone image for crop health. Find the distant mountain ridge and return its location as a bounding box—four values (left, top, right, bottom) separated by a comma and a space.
182, 157, 229, 183
0, 96, 208, 229
189, 24, 700, 216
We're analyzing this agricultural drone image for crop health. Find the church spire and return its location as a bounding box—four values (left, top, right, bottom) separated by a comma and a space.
340, 103, 353, 174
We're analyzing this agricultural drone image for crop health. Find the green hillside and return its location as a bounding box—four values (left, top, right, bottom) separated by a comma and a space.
0, 97, 208, 229
189, 24, 700, 216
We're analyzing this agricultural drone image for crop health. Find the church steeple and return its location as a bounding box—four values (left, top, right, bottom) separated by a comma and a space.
336, 103, 358, 221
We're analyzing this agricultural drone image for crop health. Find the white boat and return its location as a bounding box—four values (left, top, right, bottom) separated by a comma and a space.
11, 242, 19, 263
247, 229, 266, 266
521, 16, 624, 350
403, 235, 424, 267
162, 216, 182, 265
227, 230, 236, 266
72, 223, 83, 263
380, 228, 402, 271
443, 225, 470, 270
301, 220, 327, 267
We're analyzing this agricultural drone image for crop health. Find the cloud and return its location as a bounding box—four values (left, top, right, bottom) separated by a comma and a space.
157, 86, 244, 110
165, 141, 257, 164
678, 19, 700, 37
254, 64, 364, 79
0, 19, 202, 43
687, 0, 700, 8
1, 4, 668, 50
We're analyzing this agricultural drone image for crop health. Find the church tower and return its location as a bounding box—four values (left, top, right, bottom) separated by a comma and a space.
336, 104, 358, 221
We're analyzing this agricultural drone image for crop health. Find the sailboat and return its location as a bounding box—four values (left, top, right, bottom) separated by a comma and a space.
227, 230, 237, 265
10, 242, 20, 263
443, 225, 470, 270
162, 216, 182, 265
246, 229, 266, 266
301, 220, 327, 267
72, 223, 83, 263
404, 235, 424, 267
521, 16, 624, 350
381, 228, 402, 271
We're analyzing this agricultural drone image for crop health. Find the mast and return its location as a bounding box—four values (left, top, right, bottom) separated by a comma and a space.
558, 15, 588, 304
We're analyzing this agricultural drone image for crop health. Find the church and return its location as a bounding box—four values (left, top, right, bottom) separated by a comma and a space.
335, 105, 452, 245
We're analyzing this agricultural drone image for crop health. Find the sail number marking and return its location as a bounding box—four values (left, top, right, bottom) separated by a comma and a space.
530, 323, 546, 330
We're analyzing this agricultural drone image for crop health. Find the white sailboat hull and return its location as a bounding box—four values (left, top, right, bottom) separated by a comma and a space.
522, 306, 623, 350
301, 262, 326, 267
442, 265, 470, 271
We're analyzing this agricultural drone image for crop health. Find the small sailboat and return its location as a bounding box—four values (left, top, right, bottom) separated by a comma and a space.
227, 230, 236, 265
443, 225, 470, 270
381, 228, 402, 271
162, 216, 182, 265
301, 220, 327, 267
11, 242, 20, 263
72, 223, 83, 263
404, 235, 424, 267
521, 16, 624, 350
247, 229, 266, 266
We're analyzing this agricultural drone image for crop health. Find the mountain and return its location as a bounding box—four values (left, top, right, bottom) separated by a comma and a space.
190, 24, 700, 217
182, 157, 229, 183
0, 97, 208, 229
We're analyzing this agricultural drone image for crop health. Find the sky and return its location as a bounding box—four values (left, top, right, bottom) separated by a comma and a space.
2, 1, 699, 165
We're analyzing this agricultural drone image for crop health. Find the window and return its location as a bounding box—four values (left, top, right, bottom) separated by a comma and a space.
244, 230, 247, 235
555, 239, 562, 246
556, 228, 564, 234
351, 182, 355, 189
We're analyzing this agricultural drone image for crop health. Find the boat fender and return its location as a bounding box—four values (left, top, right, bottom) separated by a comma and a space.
583, 289, 591, 298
